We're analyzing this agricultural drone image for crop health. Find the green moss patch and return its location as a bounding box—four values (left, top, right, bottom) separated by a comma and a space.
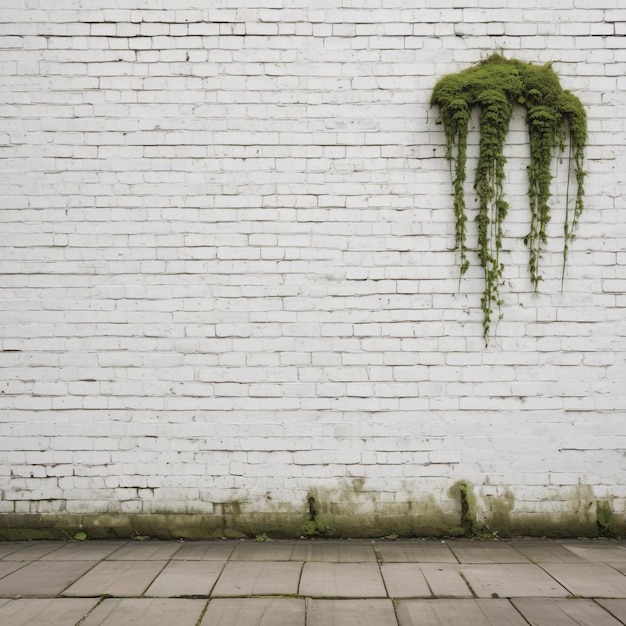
431, 53, 587, 340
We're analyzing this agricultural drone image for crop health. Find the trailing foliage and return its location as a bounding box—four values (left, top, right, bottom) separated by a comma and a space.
431, 54, 586, 340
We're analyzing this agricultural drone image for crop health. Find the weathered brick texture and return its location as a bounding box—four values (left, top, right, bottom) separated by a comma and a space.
0, 1, 624, 536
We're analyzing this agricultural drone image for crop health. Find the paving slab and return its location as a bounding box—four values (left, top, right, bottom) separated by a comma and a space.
307, 599, 397, 626
380, 563, 432, 597
374, 540, 456, 563
597, 599, 626, 622
62, 560, 167, 597
291, 540, 377, 562
0, 598, 98, 626
460, 564, 570, 598
299, 562, 387, 598
509, 541, 584, 563
449, 542, 530, 563
79, 598, 206, 626
540, 563, 626, 598
230, 540, 295, 561
106, 541, 183, 561
0, 561, 28, 580
396, 598, 528, 626
561, 541, 626, 563
0, 543, 31, 559
419, 564, 473, 597
200, 597, 305, 626
0, 560, 98, 597
40, 541, 126, 561
1, 542, 65, 561
144, 560, 225, 597
512, 598, 624, 626
211, 561, 302, 597
172, 540, 236, 561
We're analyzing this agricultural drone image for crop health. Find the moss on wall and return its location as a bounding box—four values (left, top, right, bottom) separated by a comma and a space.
0, 482, 622, 540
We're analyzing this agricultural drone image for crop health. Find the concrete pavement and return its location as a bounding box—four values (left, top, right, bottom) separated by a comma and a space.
0, 538, 625, 624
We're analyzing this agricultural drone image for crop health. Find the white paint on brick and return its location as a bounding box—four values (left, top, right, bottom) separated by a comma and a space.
0, 0, 624, 531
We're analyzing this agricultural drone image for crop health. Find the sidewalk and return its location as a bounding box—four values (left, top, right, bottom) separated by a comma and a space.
0, 538, 625, 625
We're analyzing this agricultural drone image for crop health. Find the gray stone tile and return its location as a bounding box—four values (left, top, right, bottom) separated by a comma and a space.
561, 541, 626, 563
380, 563, 432, 598
460, 564, 569, 598
597, 600, 626, 622
200, 598, 305, 626
0, 598, 98, 626
541, 563, 626, 598
40, 541, 126, 561
144, 560, 225, 597
291, 540, 376, 562
172, 540, 236, 561
307, 599, 397, 626
299, 562, 386, 598
62, 560, 167, 597
0, 543, 31, 559
0, 561, 28, 580
510, 541, 584, 563
513, 598, 624, 625
0, 560, 98, 597
80, 598, 206, 626
396, 599, 528, 626
106, 541, 183, 560
420, 564, 473, 597
374, 540, 457, 563
2, 542, 65, 561
449, 542, 530, 563
211, 561, 302, 597
230, 540, 295, 561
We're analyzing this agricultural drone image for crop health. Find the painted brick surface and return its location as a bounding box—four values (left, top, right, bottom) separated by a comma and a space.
0, 1, 625, 535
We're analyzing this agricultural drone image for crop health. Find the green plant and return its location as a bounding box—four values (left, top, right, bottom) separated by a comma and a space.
300, 495, 328, 537
73, 531, 87, 541
431, 53, 587, 341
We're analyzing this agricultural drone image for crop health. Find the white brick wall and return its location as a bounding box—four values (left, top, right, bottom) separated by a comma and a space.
0, 0, 625, 536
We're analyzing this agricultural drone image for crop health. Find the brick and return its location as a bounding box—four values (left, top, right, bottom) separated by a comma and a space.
0, 2, 622, 528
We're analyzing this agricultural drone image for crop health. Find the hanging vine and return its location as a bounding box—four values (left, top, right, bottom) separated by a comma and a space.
431, 53, 587, 341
